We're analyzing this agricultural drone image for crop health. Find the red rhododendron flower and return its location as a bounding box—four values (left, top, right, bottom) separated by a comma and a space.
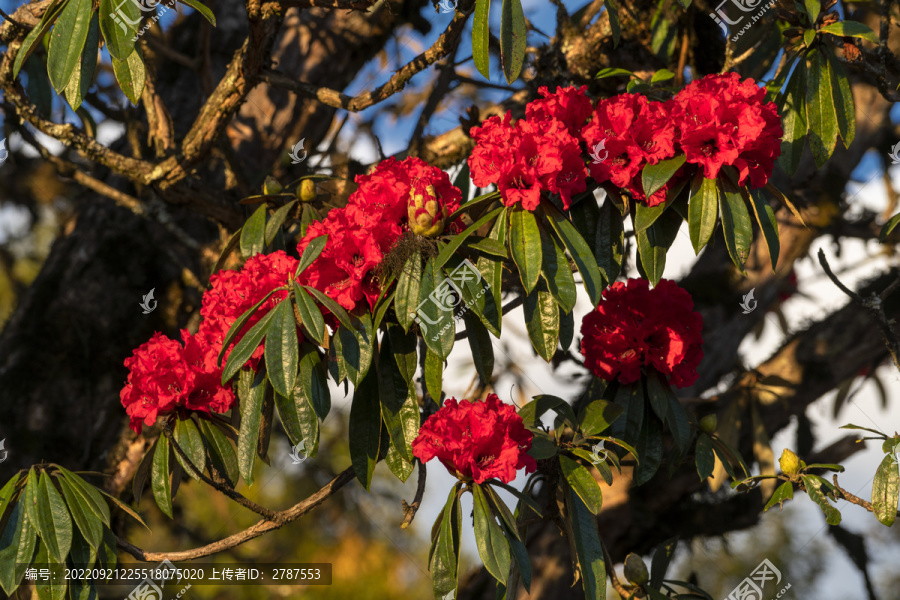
199, 250, 298, 366
120, 330, 236, 434
670, 73, 782, 188
525, 85, 593, 140
412, 394, 537, 484
581, 94, 677, 203
297, 157, 462, 313
469, 112, 587, 210
580, 278, 703, 388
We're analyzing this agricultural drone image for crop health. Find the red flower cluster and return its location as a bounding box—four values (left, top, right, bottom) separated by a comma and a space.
670, 72, 782, 189
297, 157, 462, 313
468, 86, 589, 211
580, 278, 703, 388
468, 76, 781, 209
120, 330, 236, 434
412, 394, 536, 484
199, 250, 299, 366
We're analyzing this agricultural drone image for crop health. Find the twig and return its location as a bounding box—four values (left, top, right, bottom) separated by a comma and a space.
400, 460, 427, 528
161, 426, 278, 521
600, 536, 634, 599
817, 249, 900, 372
831, 475, 900, 517
0, 8, 22, 28
117, 466, 356, 561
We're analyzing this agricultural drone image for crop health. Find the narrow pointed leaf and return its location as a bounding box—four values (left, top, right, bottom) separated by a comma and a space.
747, 188, 780, 271
111, 47, 145, 105
179, 0, 216, 25
47, 0, 93, 93
523, 289, 559, 362
221, 308, 276, 384
240, 204, 267, 258
150, 436, 172, 518
688, 174, 718, 254
565, 486, 606, 600
13, 0, 66, 78
872, 454, 900, 526
641, 155, 686, 201
718, 180, 753, 272
473, 0, 491, 79
509, 206, 542, 294
349, 370, 382, 490
805, 50, 838, 167
173, 418, 206, 481
64, 12, 100, 111
395, 249, 423, 332
56, 475, 101, 551
237, 369, 266, 485
99, 0, 140, 60
560, 455, 603, 514
499, 0, 526, 83
543, 203, 604, 305
265, 300, 299, 399
293, 283, 326, 346
473, 485, 511, 585
199, 419, 239, 487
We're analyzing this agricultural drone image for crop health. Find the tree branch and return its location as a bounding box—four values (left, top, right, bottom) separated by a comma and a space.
117, 466, 356, 561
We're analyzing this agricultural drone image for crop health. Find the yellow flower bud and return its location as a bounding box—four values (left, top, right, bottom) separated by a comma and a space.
408, 183, 448, 237
263, 176, 283, 195
297, 179, 317, 202
778, 449, 801, 476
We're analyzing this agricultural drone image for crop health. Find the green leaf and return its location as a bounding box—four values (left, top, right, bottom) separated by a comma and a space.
649, 537, 678, 590
431, 487, 462, 598
64, 12, 100, 111
463, 311, 495, 383
173, 418, 206, 481
99, 0, 139, 60
199, 419, 239, 487
499, 0, 526, 83
688, 174, 718, 254
150, 436, 173, 518
872, 454, 900, 526
221, 307, 276, 384
473, 0, 491, 79
378, 338, 420, 463
385, 447, 415, 483
802, 474, 841, 525
633, 412, 663, 486
476, 209, 507, 335
543, 203, 604, 305
541, 227, 577, 313
295, 235, 327, 277
641, 156, 686, 201
179, 0, 217, 25
424, 348, 443, 403
53, 469, 108, 527
824, 47, 856, 147
13, 0, 66, 79
0, 474, 23, 522
265, 300, 299, 400
595, 67, 632, 79
747, 188, 780, 271
636, 208, 681, 285
524, 288, 559, 362
488, 481, 542, 517
718, 180, 753, 272
819, 20, 878, 42
416, 258, 456, 360
565, 485, 606, 600
473, 485, 511, 585
763, 481, 794, 512
0, 500, 38, 595
56, 475, 101, 551
578, 399, 624, 437
111, 46, 145, 105
395, 249, 423, 332
32, 473, 72, 563
240, 204, 267, 258
237, 369, 266, 486
805, 50, 838, 167
293, 283, 326, 346
216, 286, 284, 368
509, 206, 542, 294
695, 433, 716, 481
560, 455, 603, 514
606, 0, 621, 47
651, 68, 675, 84
528, 433, 559, 459
47, 0, 93, 92
434, 206, 505, 271
880, 212, 900, 241
519, 395, 578, 430
33, 540, 66, 600
264, 200, 297, 247
349, 369, 382, 490
25, 55, 53, 119
803, 0, 820, 22
779, 58, 807, 175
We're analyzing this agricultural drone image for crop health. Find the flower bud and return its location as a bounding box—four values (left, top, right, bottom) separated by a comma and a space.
623, 553, 649, 585
779, 449, 801, 475
297, 179, 317, 202
408, 181, 448, 237
699, 414, 717, 434
263, 176, 283, 195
